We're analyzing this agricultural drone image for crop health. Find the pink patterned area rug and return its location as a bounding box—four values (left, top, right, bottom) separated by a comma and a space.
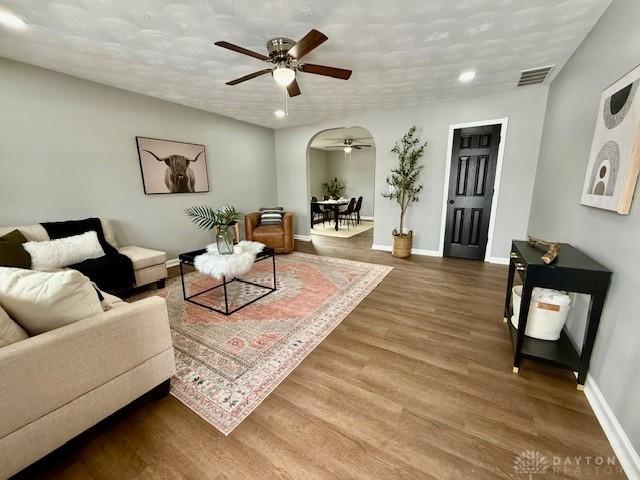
132, 252, 392, 435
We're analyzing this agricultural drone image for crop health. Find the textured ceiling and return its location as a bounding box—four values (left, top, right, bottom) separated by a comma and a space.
0, 0, 612, 129
310, 127, 374, 150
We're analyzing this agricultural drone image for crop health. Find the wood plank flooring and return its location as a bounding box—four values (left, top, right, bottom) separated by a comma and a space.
16, 230, 625, 479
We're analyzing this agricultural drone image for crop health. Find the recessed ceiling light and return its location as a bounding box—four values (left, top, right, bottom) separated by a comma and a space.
274, 109, 286, 118
0, 10, 27, 30
459, 70, 476, 83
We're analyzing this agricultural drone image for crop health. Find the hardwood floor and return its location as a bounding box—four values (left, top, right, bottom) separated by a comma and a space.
17, 230, 624, 479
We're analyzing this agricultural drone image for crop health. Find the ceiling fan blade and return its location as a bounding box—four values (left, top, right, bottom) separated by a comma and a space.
353, 146, 363, 150
353, 144, 372, 148
299, 63, 352, 80
287, 78, 301, 97
214, 41, 269, 61
288, 29, 328, 60
225, 69, 272, 85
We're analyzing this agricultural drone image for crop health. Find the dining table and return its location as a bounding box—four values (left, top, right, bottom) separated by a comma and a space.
310, 199, 349, 231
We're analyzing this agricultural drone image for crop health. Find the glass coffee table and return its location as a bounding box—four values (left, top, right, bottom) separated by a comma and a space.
178, 246, 276, 316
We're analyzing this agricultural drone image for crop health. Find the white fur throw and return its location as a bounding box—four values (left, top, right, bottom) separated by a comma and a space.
24, 231, 105, 271
194, 241, 265, 279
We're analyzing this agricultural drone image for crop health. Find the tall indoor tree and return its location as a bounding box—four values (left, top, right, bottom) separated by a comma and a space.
382, 125, 426, 257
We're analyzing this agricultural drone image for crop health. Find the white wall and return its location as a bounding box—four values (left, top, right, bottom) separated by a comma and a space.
0, 58, 277, 258
276, 86, 548, 258
308, 148, 329, 199
528, 0, 640, 462
326, 149, 375, 218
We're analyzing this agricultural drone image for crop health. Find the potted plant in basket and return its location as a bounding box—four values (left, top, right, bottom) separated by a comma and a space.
185, 204, 243, 255
382, 126, 426, 258
322, 177, 345, 200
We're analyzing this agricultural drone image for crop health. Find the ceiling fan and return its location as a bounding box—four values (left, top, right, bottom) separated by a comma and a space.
325, 138, 373, 153
214, 29, 352, 97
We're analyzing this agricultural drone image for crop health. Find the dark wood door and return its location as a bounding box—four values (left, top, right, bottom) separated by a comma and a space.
443, 124, 501, 260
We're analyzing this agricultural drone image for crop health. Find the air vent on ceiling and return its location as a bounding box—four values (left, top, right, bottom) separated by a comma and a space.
518, 65, 555, 86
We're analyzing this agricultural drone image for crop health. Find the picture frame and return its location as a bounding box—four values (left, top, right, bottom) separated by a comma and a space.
136, 136, 209, 195
580, 64, 640, 214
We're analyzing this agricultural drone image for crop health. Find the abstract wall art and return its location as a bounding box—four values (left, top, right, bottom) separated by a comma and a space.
581, 64, 640, 214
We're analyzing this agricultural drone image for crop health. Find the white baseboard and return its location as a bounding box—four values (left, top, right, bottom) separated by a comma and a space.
294, 234, 312, 242
360, 216, 375, 221
582, 376, 640, 479
166, 258, 179, 268
486, 256, 510, 265
371, 244, 441, 257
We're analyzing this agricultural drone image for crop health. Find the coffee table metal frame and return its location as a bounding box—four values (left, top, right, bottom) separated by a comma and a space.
178, 247, 276, 316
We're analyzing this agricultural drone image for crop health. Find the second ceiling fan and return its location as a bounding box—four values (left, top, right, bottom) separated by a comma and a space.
214, 29, 352, 97
325, 138, 373, 153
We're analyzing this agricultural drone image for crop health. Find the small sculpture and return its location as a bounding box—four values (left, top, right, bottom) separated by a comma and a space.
528, 235, 560, 264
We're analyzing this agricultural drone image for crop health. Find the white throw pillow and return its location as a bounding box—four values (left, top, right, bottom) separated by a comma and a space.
0, 304, 28, 347
0, 267, 103, 335
23, 231, 105, 271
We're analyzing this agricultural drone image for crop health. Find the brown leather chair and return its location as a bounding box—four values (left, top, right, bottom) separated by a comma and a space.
244, 212, 294, 254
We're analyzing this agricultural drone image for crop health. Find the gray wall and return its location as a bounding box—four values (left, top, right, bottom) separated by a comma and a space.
276, 87, 548, 257
528, 0, 640, 451
326, 149, 376, 218
308, 148, 329, 199
0, 58, 277, 258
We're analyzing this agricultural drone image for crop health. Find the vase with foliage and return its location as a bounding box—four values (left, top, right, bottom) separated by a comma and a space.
185, 204, 243, 255
322, 177, 345, 200
381, 126, 426, 258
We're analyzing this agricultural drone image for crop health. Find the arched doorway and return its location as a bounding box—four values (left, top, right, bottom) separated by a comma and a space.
306, 126, 376, 244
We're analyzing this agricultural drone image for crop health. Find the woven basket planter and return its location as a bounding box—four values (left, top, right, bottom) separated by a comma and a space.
391, 230, 412, 258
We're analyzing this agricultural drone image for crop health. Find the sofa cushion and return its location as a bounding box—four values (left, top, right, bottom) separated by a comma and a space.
0, 224, 49, 242
0, 305, 28, 347
0, 268, 103, 335
24, 231, 105, 271
118, 246, 167, 270
0, 230, 31, 269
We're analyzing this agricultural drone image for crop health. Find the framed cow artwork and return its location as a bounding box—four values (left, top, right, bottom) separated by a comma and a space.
136, 137, 209, 194
581, 64, 640, 214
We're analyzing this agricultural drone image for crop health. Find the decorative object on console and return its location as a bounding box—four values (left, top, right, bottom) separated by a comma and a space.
136, 137, 209, 194
185, 205, 244, 255
0, 267, 103, 335
0, 230, 30, 269
23, 231, 105, 271
41, 218, 135, 292
527, 235, 561, 264
382, 125, 426, 258
580, 64, 640, 214
322, 177, 345, 200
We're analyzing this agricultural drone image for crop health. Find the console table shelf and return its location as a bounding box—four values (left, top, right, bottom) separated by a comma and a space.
504, 240, 611, 390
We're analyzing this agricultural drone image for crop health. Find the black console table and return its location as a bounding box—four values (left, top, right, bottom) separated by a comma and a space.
503, 240, 611, 390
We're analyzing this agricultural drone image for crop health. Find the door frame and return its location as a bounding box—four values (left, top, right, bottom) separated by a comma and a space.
438, 117, 509, 262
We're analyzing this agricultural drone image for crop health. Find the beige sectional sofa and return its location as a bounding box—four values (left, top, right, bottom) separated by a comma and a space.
0, 292, 175, 478
0, 218, 168, 289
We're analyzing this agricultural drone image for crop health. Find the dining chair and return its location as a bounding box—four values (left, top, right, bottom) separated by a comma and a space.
310, 197, 328, 226
338, 198, 357, 229
354, 196, 363, 224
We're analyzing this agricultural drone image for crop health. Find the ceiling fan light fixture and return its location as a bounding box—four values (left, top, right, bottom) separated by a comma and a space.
0, 9, 27, 30
458, 70, 476, 83
273, 66, 295, 87
343, 146, 352, 153
274, 109, 286, 118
